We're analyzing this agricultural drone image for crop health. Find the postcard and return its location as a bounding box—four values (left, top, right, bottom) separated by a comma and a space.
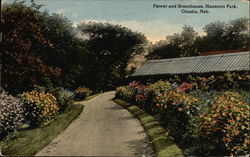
1, 0, 249, 156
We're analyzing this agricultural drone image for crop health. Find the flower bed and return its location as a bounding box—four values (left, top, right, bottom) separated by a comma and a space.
116, 81, 250, 156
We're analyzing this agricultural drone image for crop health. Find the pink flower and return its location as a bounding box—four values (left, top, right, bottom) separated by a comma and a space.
178, 108, 184, 112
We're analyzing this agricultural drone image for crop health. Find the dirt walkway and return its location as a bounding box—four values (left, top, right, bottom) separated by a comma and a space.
36, 91, 154, 156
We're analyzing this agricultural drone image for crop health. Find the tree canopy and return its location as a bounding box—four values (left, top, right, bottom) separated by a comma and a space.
147, 18, 249, 60
77, 22, 147, 90
198, 18, 249, 52
147, 25, 198, 59
2, 2, 147, 93
2, 2, 61, 93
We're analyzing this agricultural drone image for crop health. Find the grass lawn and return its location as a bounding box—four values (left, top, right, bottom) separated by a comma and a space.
113, 98, 183, 157
0, 104, 83, 156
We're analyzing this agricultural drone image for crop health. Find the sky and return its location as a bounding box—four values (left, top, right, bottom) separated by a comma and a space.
2, 0, 250, 43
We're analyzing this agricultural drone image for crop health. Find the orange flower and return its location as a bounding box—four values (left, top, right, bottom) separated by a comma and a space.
228, 119, 235, 123
236, 116, 241, 121
219, 97, 225, 100
224, 137, 232, 142
233, 130, 239, 135
233, 146, 240, 150
178, 108, 184, 112
156, 103, 160, 107
235, 108, 241, 112
156, 96, 160, 100
222, 105, 229, 110
213, 127, 221, 131
226, 125, 231, 130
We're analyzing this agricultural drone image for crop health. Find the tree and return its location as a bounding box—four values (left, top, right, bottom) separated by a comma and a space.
147, 25, 198, 59
197, 18, 249, 52
147, 18, 249, 60
38, 12, 88, 89
77, 22, 147, 90
2, 2, 61, 94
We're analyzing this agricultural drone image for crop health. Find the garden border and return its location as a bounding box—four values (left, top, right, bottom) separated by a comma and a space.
113, 98, 183, 157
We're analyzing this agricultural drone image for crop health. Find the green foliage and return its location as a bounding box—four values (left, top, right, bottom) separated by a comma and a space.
43, 87, 75, 112
78, 22, 147, 91
39, 12, 88, 89
19, 90, 59, 126
115, 86, 133, 100
147, 80, 171, 94
0, 92, 25, 139
147, 25, 199, 59
199, 18, 249, 52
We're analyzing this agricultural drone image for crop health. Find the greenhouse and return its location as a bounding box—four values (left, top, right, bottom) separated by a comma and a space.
132, 51, 250, 77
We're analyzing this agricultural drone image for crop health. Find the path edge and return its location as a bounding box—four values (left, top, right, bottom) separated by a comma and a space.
113, 98, 183, 157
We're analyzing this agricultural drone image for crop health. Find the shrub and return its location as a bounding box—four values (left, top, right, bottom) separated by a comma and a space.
147, 80, 171, 94
128, 81, 148, 106
200, 91, 250, 155
55, 89, 75, 111
74, 87, 92, 100
34, 85, 75, 111
153, 91, 199, 140
0, 92, 24, 139
128, 81, 147, 96
115, 86, 132, 101
19, 90, 59, 126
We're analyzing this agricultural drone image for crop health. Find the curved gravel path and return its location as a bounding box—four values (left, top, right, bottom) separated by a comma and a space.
36, 91, 154, 156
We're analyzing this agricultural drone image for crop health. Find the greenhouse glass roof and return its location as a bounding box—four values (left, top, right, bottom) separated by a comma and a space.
132, 51, 250, 76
